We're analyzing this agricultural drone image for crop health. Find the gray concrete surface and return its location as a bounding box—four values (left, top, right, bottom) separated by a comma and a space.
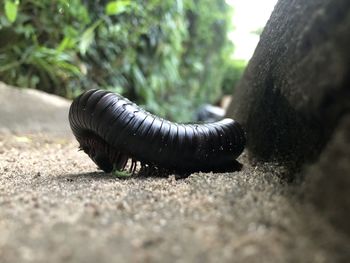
0, 82, 72, 137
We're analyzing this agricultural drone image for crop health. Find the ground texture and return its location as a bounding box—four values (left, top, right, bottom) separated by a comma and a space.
1, 134, 349, 263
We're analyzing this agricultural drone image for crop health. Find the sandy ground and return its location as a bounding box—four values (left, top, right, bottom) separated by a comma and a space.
0, 84, 349, 262
1, 134, 349, 263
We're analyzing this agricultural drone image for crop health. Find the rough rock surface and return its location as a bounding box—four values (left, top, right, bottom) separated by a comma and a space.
227, 0, 350, 166
302, 115, 350, 236
227, 0, 350, 239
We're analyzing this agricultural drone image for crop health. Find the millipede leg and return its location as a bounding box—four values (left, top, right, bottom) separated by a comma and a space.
130, 159, 137, 175
121, 157, 128, 171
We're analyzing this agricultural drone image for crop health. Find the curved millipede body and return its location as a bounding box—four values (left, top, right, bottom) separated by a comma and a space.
69, 89, 246, 174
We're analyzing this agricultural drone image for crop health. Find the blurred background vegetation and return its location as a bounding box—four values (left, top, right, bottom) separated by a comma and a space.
0, 0, 246, 121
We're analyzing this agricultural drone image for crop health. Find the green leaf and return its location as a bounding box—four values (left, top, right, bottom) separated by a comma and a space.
57, 36, 77, 52
79, 28, 95, 55
4, 0, 19, 23
113, 170, 132, 177
105, 0, 131, 16
79, 20, 102, 55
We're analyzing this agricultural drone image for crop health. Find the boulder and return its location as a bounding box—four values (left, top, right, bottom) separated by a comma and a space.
227, 0, 350, 235
227, 0, 350, 167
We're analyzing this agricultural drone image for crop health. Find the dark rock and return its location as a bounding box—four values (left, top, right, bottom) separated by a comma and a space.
227, 0, 350, 167
303, 114, 350, 236
226, 0, 350, 236
194, 104, 225, 122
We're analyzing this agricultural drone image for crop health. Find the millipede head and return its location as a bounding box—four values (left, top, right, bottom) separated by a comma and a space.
93, 152, 114, 173
79, 141, 114, 173
78, 132, 134, 173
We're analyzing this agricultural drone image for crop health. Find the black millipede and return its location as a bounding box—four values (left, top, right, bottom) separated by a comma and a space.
68, 89, 246, 174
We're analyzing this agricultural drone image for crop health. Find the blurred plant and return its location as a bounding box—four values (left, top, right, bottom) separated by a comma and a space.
4, 0, 19, 23
0, 0, 86, 96
221, 59, 246, 95
0, 0, 244, 121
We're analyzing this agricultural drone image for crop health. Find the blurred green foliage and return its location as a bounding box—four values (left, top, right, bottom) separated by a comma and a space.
221, 59, 246, 95
0, 0, 244, 121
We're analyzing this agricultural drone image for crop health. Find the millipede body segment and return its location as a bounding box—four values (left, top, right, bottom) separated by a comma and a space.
69, 89, 246, 174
